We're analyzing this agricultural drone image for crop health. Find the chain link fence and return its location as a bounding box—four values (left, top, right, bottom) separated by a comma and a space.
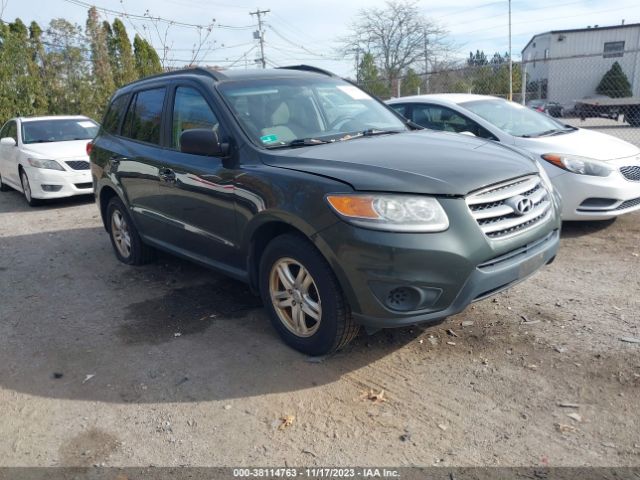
393, 49, 640, 147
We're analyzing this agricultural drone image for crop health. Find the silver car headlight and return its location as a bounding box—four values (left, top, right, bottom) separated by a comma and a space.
28, 158, 65, 171
541, 153, 613, 177
326, 194, 449, 232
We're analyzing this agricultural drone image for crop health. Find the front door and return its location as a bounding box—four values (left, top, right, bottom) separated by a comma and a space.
156, 84, 242, 273
0, 120, 20, 187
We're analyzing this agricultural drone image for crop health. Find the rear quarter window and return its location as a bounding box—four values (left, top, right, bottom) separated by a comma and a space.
102, 95, 129, 135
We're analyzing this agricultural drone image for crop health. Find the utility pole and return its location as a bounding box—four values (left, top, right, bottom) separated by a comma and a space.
250, 8, 270, 69
423, 30, 429, 93
508, 0, 513, 101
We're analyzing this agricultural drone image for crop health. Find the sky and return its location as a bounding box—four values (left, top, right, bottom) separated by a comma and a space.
2, 0, 640, 77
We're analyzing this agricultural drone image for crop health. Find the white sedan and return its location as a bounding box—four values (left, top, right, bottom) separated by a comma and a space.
388, 94, 640, 221
0, 115, 99, 206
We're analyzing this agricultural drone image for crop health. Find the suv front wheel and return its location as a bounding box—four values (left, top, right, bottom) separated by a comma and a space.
259, 233, 359, 356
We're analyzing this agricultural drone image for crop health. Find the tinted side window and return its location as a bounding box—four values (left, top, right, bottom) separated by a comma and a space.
122, 88, 166, 144
412, 104, 496, 140
0, 122, 9, 139
172, 87, 219, 149
390, 104, 409, 117
102, 95, 129, 135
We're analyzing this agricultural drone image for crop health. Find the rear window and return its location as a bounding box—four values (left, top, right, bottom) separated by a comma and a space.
122, 88, 166, 145
102, 95, 129, 135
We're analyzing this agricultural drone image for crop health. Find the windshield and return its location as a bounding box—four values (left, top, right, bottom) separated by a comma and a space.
22, 119, 99, 144
218, 77, 407, 147
461, 99, 567, 137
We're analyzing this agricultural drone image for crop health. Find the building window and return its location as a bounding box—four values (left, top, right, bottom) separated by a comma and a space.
544, 48, 549, 60
603, 41, 625, 58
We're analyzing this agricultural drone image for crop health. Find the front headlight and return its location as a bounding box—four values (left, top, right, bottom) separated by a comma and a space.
541, 153, 613, 177
28, 158, 65, 171
326, 194, 449, 232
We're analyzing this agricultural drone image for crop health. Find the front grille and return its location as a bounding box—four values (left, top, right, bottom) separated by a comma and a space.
65, 160, 90, 170
74, 182, 93, 189
620, 166, 640, 181
466, 175, 552, 239
616, 197, 640, 211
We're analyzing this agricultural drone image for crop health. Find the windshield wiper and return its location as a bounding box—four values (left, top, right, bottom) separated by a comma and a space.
359, 128, 403, 137
265, 137, 331, 149
521, 126, 576, 138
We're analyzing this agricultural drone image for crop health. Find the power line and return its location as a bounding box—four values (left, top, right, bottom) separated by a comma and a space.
60, 0, 253, 30
249, 8, 269, 69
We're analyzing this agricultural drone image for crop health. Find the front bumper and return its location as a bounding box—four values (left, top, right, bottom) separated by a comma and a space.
553, 165, 640, 221
314, 197, 561, 329
25, 166, 93, 199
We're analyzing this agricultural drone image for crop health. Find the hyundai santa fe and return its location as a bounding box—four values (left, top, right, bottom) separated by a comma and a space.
89, 66, 561, 355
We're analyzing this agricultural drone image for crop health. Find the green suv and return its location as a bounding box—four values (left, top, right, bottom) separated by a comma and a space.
89, 66, 561, 355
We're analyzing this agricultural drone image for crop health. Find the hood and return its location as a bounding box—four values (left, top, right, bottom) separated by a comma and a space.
514, 127, 640, 161
261, 130, 537, 196
21, 140, 90, 160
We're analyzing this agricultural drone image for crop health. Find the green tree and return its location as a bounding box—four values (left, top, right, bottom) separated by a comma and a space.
357, 52, 389, 98
42, 18, 92, 116
111, 18, 136, 86
86, 6, 114, 115
133, 34, 162, 78
401, 67, 422, 96
28, 21, 48, 115
596, 61, 632, 98
467, 50, 488, 66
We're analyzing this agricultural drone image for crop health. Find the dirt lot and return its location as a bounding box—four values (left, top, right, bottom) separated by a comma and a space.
0, 187, 639, 468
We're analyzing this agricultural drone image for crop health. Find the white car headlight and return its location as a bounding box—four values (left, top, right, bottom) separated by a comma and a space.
326, 194, 449, 232
541, 153, 613, 177
28, 158, 65, 171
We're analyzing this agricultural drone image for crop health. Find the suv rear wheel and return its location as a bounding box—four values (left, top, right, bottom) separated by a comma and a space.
106, 196, 155, 265
259, 233, 359, 355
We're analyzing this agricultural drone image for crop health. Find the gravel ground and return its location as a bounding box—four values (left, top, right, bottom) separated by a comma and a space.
0, 186, 639, 468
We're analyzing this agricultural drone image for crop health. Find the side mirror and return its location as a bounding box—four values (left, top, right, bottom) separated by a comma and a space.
459, 131, 476, 137
0, 137, 16, 147
180, 129, 229, 157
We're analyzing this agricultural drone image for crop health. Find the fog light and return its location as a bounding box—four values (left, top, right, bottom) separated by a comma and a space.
41, 184, 63, 192
386, 287, 420, 311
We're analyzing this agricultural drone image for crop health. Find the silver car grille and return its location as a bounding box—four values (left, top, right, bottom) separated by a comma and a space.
620, 166, 640, 182
466, 175, 552, 239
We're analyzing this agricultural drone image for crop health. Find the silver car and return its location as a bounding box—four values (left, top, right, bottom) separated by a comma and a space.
388, 94, 640, 221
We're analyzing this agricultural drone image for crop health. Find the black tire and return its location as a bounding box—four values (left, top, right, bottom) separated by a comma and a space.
259, 233, 359, 356
106, 196, 155, 265
0, 172, 9, 192
19, 169, 41, 206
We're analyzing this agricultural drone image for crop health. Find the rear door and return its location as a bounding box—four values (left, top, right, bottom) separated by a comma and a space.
114, 86, 171, 241
154, 83, 242, 271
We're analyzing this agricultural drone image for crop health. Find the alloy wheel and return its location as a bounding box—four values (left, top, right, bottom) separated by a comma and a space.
21, 171, 31, 202
269, 257, 322, 337
111, 209, 132, 258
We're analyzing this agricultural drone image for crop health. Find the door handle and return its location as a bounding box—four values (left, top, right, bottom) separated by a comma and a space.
159, 167, 176, 183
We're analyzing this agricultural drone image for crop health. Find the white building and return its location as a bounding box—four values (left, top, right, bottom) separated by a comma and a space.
522, 23, 640, 103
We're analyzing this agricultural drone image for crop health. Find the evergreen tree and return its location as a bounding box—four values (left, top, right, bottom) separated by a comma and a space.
111, 18, 136, 86
133, 34, 162, 78
596, 61, 632, 98
27, 21, 47, 115
86, 6, 114, 114
43, 18, 91, 115
357, 52, 389, 98
401, 68, 422, 96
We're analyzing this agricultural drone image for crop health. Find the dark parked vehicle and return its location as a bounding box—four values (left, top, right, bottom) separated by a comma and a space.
90, 66, 561, 355
526, 100, 564, 117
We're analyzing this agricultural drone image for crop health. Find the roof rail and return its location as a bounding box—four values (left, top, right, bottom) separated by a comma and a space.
277, 65, 336, 77
122, 67, 227, 88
